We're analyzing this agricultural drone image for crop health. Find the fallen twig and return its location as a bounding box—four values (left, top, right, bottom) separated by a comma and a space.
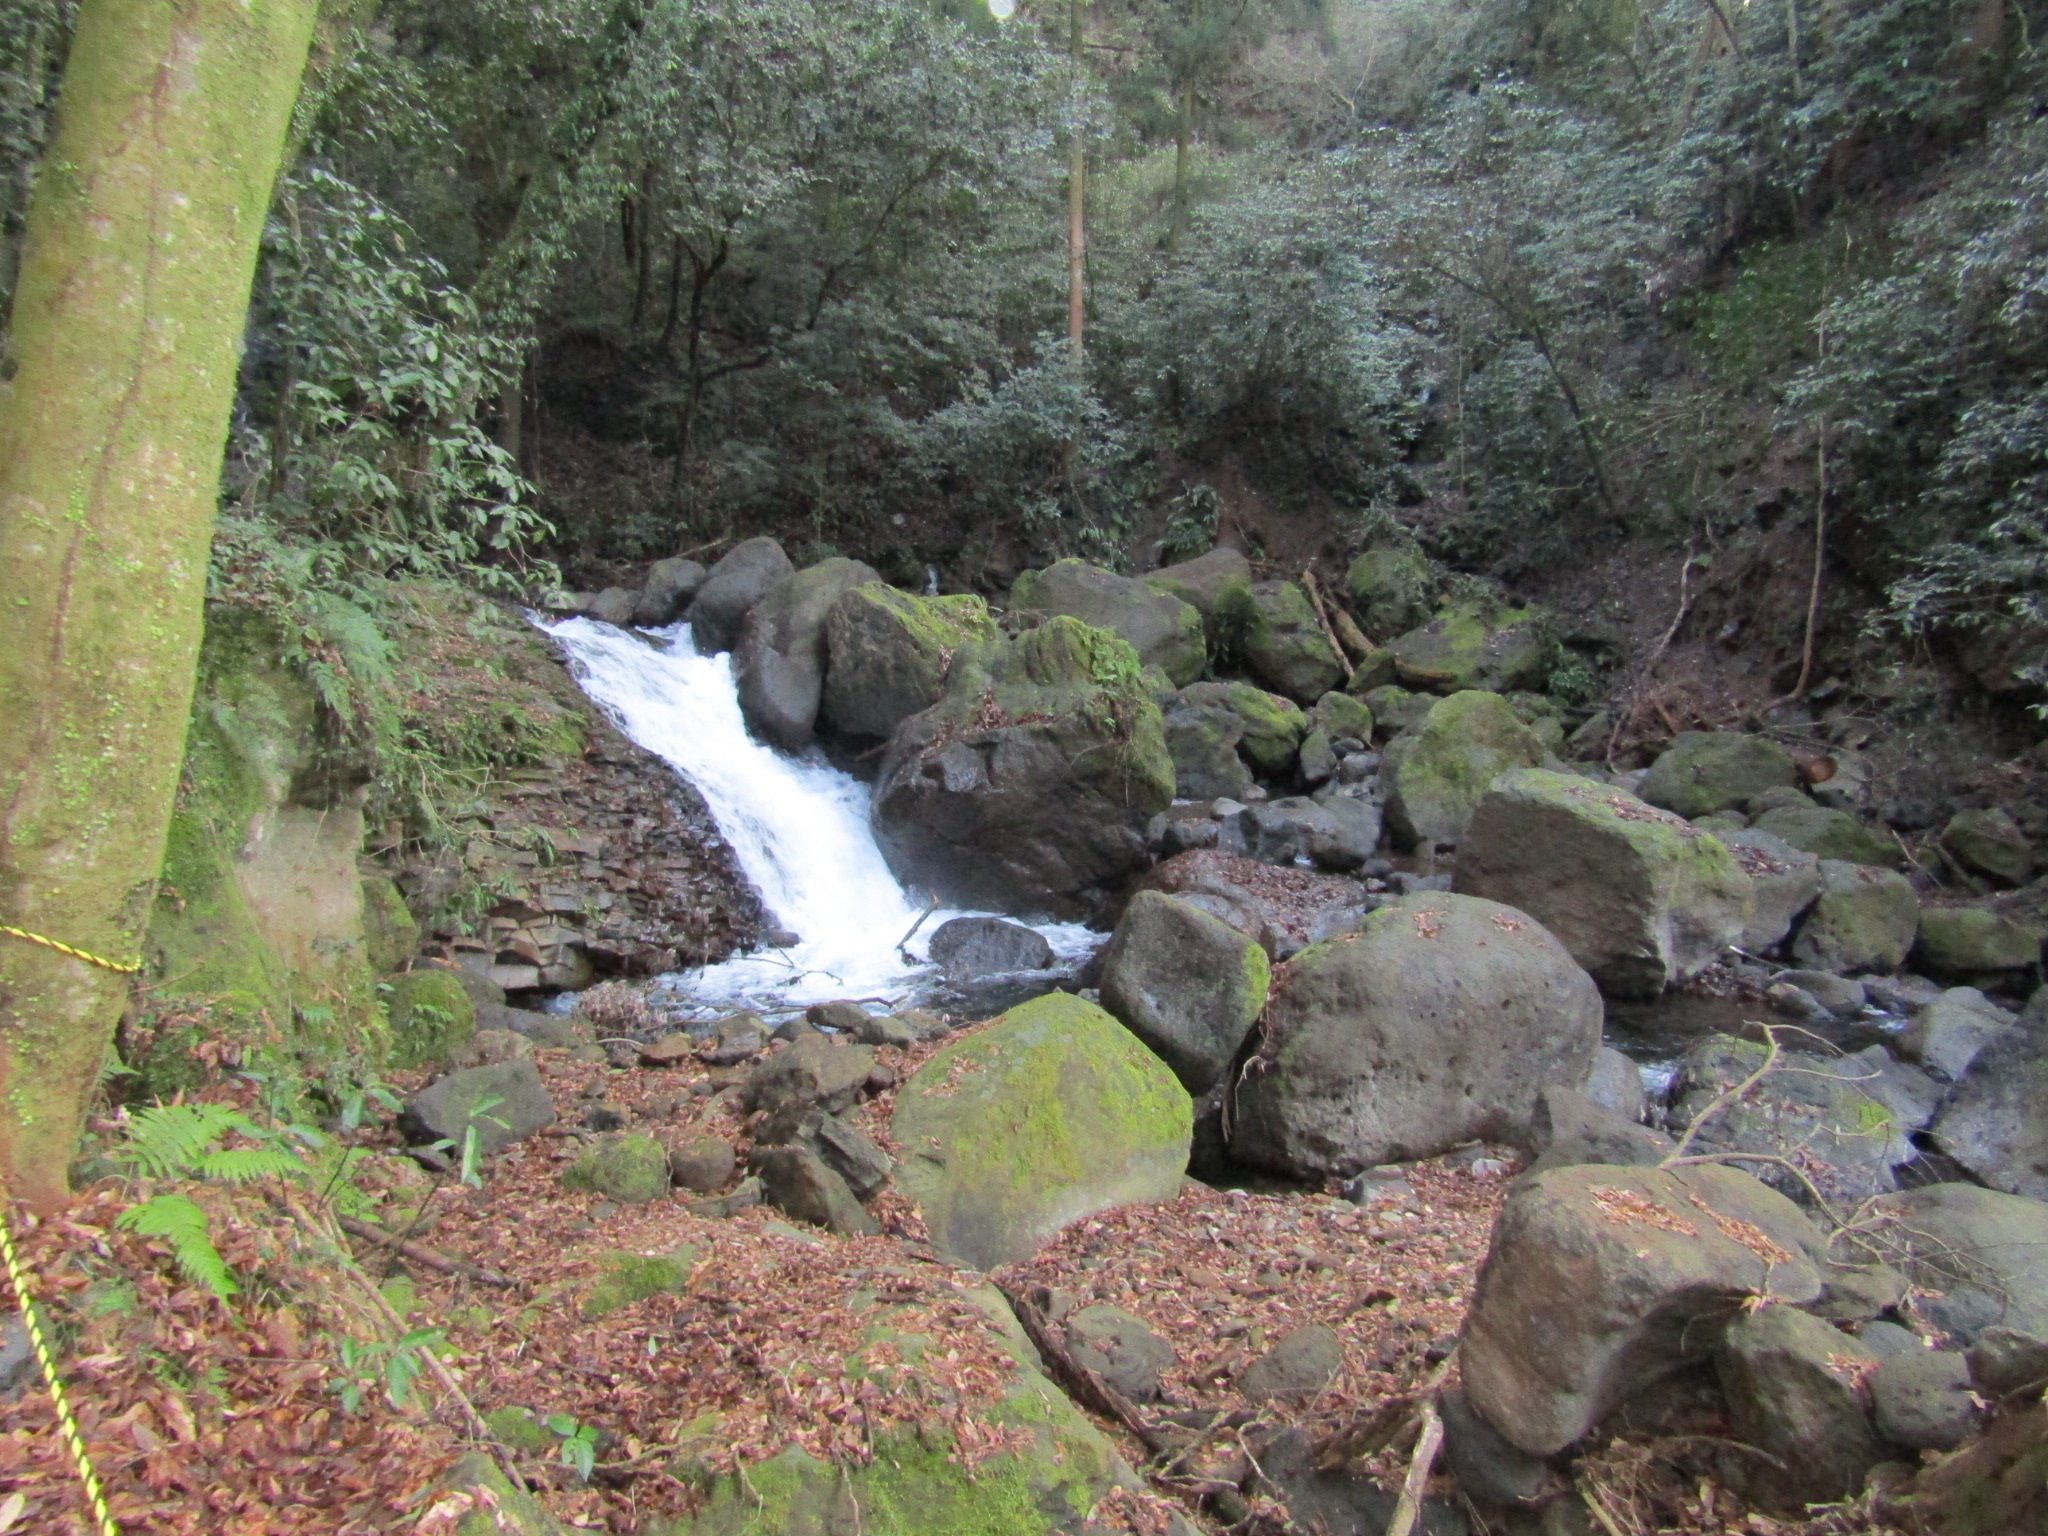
896, 892, 942, 964
1383, 1395, 1444, 1536
1301, 569, 1357, 671
337, 1214, 518, 1289
996, 1282, 1171, 1455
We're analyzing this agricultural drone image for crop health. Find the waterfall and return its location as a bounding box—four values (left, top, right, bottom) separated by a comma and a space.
539, 615, 1093, 1009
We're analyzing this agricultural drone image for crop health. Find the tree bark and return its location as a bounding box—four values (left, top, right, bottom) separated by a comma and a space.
0, 0, 320, 1213
1066, 0, 1085, 362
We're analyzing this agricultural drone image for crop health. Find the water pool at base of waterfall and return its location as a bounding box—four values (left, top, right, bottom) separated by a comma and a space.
541, 615, 1100, 1011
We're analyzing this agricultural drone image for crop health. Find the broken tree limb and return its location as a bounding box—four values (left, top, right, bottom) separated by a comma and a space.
338, 1214, 517, 1288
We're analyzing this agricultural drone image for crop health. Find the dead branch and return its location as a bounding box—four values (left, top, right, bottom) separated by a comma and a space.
337, 1214, 517, 1288
1301, 570, 1360, 670
1608, 541, 1697, 771
996, 1281, 1171, 1455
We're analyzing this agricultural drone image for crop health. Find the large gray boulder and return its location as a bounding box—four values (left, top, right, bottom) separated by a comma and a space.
1242, 580, 1345, 702
873, 618, 1174, 918
1380, 691, 1547, 850
402, 1059, 556, 1155
1715, 1305, 1885, 1510
1941, 807, 2034, 886
1719, 828, 1824, 952
1012, 558, 1207, 687
1638, 732, 1802, 819
1239, 794, 1382, 873
1343, 540, 1437, 641
1163, 703, 1254, 800
1175, 681, 1305, 775
1900, 986, 2015, 1081
926, 916, 1054, 983
1098, 890, 1271, 1094
1230, 892, 1602, 1178
632, 556, 708, 626
1144, 548, 1255, 655
1460, 1162, 1826, 1457
733, 557, 880, 749
1870, 1183, 2048, 1344
892, 993, 1192, 1269
820, 585, 1000, 740
1388, 598, 1547, 694
1916, 905, 2044, 977
684, 536, 794, 654
1931, 1000, 2048, 1200
1751, 803, 1900, 868
1791, 860, 1921, 974
1455, 769, 1752, 998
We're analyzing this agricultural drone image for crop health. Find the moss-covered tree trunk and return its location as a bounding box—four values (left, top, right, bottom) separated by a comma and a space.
0, 0, 319, 1213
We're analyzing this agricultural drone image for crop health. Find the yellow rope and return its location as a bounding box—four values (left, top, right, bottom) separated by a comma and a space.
0, 1196, 121, 1535
0, 924, 141, 975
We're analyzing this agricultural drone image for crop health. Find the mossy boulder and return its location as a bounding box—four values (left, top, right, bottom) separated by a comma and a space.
648, 1286, 1129, 1536
434, 1451, 574, 1536
1230, 892, 1603, 1179
734, 557, 882, 749
562, 1133, 672, 1204
1241, 580, 1345, 702
1456, 770, 1752, 998
1389, 600, 1547, 694
1144, 547, 1255, 656
1638, 732, 1801, 818
1941, 807, 2035, 887
1013, 558, 1207, 687
822, 584, 1000, 740
359, 876, 419, 973
1308, 691, 1374, 745
1792, 860, 1921, 974
1163, 703, 1254, 800
384, 967, 478, 1070
1344, 541, 1438, 640
1363, 683, 1433, 738
1177, 681, 1305, 776
1917, 906, 2044, 976
580, 1245, 700, 1320
1344, 644, 1399, 695
1380, 690, 1547, 850
1751, 803, 1899, 867
874, 618, 1174, 917
1098, 891, 1271, 1094
892, 992, 1192, 1269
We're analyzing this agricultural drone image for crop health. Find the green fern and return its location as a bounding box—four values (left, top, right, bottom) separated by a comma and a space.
118, 1103, 255, 1181
197, 1146, 309, 1185
116, 1194, 238, 1300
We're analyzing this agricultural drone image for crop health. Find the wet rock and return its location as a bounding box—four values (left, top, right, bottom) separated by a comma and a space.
1916, 905, 2044, 977
734, 557, 881, 749
874, 617, 1172, 918
562, 1133, 672, 1204
1242, 580, 1346, 702
1461, 1162, 1825, 1457
1012, 558, 1207, 687
586, 586, 639, 626
1872, 1182, 2048, 1344
633, 556, 709, 627
1931, 1001, 2048, 1199
1099, 891, 1271, 1094
402, 1059, 555, 1155
1231, 892, 1602, 1179
1380, 692, 1547, 851
1777, 969, 1867, 1015
1639, 733, 1802, 819
928, 916, 1056, 983
1791, 861, 1921, 975
1871, 1350, 1978, 1451
1455, 769, 1751, 998
684, 536, 794, 654
1719, 829, 1824, 954
1942, 807, 2035, 887
1237, 1324, 1343, 1402
1066, 1304, 1175, 1402
820, 584, 1001, 741
892, 993, 1191, 1269
1900, 987, 2015, 1081
1389, 600, 1547, 695
750, 1145, 878, 1236
1241, 795, 1383, 873
1715, 1305, 1883, 1510
667, 1137, 737, 1194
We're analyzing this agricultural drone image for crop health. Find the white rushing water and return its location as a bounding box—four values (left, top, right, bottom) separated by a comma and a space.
540, 615, 1095, 1009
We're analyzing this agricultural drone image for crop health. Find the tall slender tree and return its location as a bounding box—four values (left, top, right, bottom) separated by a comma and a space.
0, 0, 321, 1212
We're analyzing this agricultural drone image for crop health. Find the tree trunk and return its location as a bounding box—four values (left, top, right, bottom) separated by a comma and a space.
1169, 79, 1193, 253
1066, 0, 1085, 363
0, 0, 320, 1213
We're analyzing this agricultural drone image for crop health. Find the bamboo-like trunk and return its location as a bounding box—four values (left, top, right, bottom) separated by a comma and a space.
0, 0, 320, 1212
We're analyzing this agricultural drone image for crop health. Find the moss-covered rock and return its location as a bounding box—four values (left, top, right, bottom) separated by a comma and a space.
359, 876, 419, 973
434, 1450, 574, 1536
1456, 769, 1752, 999
1917, 906, 2044, 976
1344, 644, 1399, 695
1638, 732, 1801, 818
1389, 600, 1547, 694
1241, 580, 1345, 702
1099, 891, 1271, 1094
873, 617, 1173, 917
1177, 681, 1305, 776
1792, 860, 1921, 974
482, 1407, 560, 1456
1362, 683, 1433, 739
1013, 558, 1207, 687
821, 584, 1001, 741
892, 992, 1192, 1269
1751, 803, 1900, 867
1308, 691, 1374, 745
1163, 703, 1254, 800
1144, 547, 1255, 658
1941, 807, 2035, 887
1380, 691, 1547, 850
383, 968, 477, 1070
735, 557, 882, 749
561, 1133, 672, 1204
1344, 541, 1438, 640
580, 1245, 700, 1320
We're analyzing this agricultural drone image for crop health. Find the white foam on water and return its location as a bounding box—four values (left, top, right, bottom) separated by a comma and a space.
538, 615, 1095, 1008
